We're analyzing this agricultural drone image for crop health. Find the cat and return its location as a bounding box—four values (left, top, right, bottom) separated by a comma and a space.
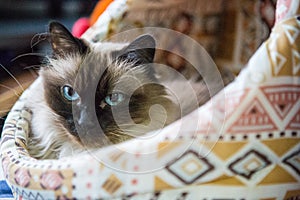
27, 22, 180, 159
26, 22, 234, 159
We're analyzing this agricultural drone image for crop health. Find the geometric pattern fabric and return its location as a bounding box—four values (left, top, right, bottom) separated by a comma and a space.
1, 0, 300, 199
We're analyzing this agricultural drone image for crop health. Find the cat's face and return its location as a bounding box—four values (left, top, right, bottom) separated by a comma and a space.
41, 22, 176, 148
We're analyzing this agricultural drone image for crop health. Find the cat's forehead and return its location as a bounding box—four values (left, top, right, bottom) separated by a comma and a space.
43, 40, 148, 92
46, 41, 126, 76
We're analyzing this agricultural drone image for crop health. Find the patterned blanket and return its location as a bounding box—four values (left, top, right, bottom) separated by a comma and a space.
0, 0, 299, 199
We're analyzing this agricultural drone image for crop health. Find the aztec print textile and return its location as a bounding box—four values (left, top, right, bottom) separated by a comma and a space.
1, 0, 300, 199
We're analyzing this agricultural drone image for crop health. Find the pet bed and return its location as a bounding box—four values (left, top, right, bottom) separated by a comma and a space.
1, 0, 300, 199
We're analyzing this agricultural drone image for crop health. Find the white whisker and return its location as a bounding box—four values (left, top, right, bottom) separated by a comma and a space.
115, 126, 145, 134
11, 52, 45, 62
107, 131, 123, 137
31, 32, 48, 49
24, 65, 41, 70
0, 64, 24, 92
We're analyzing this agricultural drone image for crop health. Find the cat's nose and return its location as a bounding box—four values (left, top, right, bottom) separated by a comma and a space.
78, 106, 94, 127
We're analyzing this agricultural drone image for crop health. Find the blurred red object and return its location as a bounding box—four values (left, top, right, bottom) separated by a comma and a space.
72, 17, 90, 37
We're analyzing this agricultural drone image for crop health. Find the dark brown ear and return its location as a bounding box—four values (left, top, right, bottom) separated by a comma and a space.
49, 21, 88, 57
118, 34, 156, 64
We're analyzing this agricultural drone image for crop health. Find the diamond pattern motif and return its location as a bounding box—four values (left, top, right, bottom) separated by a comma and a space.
102, 174, 123, 195
228, 150, 272, 179
166, 150, 214, 184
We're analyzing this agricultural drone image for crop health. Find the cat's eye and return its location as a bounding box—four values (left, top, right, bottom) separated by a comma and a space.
61, 85, 80, 101
105, 93, 125, 106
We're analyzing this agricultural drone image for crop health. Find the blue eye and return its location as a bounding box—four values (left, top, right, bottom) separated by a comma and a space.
105, 93, 125, 106
61, 85, 80, 101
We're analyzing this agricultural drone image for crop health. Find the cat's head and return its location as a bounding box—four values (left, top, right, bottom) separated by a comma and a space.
41, 22, 177, 148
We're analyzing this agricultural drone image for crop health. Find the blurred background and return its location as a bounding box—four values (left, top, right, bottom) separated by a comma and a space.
0, 0, 98, 132
0, 0, 97, 79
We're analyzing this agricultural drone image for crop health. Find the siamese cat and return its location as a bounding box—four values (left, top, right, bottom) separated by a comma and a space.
27, 22, 233, 159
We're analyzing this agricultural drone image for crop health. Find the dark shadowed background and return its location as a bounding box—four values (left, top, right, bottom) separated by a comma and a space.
0, 0, 97, 133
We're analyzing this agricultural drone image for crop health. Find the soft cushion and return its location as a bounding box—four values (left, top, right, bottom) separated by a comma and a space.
1, 0, 299, 199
